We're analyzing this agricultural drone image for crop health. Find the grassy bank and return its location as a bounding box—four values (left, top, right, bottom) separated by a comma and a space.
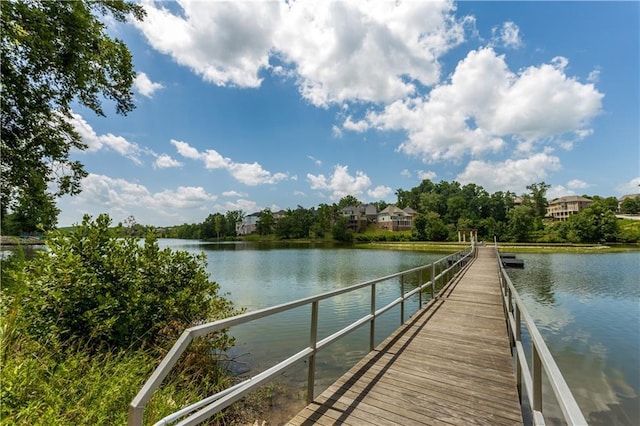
359, 241, 639, 253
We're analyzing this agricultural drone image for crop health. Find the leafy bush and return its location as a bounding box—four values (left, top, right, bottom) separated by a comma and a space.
16, 214, 239, 352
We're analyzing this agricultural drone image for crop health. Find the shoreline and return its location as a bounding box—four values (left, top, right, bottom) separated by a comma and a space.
0, 236, 46, 246
361, 241, 640, 253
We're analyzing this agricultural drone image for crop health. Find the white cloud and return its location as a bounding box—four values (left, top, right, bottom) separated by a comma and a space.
367, 185, 393, 200
491, 22, 523, 49
332, 125, 343, 138
69, 174, 217, 224
171, 139, 202, 160
547, 185, 576, 200
275, 0, 470, 106
307, 155, 322, 167
222, 190, 247, 197
218, 198, 260, 213
359, 48, 602, 163
228, 162, 289, 186
401, 169, 412, 178
567, 179, 590, 189
417, 170, 437, 181
616, 177, 640, 195
136, 0, 279, 87
307, 164, 372, 200
70, 113, 145, 164
587, 69, 601, 84
134, 72, 165, 98
171, 140, 289, 185
154, 154, 183, 169
456, 153, 561, 194
343, 116, 369, 133
135, 0, 471, 106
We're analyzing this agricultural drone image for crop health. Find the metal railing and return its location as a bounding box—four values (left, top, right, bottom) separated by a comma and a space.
129, 247, 474, 426
496, 248, 587, 425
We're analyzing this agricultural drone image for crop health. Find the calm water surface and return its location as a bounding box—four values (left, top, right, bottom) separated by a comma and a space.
508, 252, 639, 425
159, 240, 639, 424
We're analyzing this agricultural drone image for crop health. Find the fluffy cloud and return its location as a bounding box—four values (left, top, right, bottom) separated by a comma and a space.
491, 22, 523, 48
67, 173, 218, 224
567, 179, 590, 189
307, 164, 372, 200
367, 185, 393, 200
171, 139, 289, 185
616, 177, 640, 195
456, 152, 561, 194
70, 113, 145, 164
356, 48, 602, 162
135, 0, 470, 105
134, 72, 165, 97
274, 0, 469, 106
418, 170, 437, 181
154, 154, 183, 169
136, 0, 279, 87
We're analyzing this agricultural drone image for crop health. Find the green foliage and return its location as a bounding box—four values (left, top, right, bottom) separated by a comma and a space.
617, 219, 640, 243
507, 205, 535, 242
256, 209, 274, 236
332, 216, 354, 242
16, 214, 239, 351
620, 196, 640, 214
0, 213, 249, 424
564, 204, 619, 243
1, 0, 144, 231
526, 182, 551, 218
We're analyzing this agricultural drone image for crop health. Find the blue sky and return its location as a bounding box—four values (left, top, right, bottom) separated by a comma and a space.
57, 0, 639, 227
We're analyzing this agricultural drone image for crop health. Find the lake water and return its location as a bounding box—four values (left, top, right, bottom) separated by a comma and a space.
158, 240, 639, 425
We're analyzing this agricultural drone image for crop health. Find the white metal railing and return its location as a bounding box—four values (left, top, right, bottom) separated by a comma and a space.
496, 248, 587, 425
129, 247, 474, 426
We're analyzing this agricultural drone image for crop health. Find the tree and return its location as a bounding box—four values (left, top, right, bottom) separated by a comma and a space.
620, 196, 640, 214
256, 209, 274, 235
337, 195, 361, 209
508, 205, 535, 242
526, 182, 551, 218
1, 1, 145, 225
332, 216, 353, 242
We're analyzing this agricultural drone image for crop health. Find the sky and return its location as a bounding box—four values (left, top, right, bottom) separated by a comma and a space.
57, 0, 640, 227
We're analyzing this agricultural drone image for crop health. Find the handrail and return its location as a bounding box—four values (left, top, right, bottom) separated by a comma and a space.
129, 246, 474, 426
496, 248, 587, 425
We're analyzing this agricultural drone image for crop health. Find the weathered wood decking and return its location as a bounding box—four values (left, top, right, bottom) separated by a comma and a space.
288, 247, 523, 425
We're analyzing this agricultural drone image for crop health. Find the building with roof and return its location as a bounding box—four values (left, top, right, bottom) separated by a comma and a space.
546, 196, 593, 221
377, 205, 416, 231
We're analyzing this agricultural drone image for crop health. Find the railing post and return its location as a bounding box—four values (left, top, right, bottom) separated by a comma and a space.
370, 283, 376, 352
307, 301, 319, 404
515, 305, 522, 398
532, 344, 543, 414
400, 275, 405, 325
418, 270, 423, 307
431, 261, 436, 298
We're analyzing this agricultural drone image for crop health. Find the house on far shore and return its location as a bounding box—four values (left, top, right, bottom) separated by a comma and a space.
377, 205, 417, 231
618, 194, 640, 212
236, 212, 261, 235
546, 196, 593, 221
341, 204, 378, 232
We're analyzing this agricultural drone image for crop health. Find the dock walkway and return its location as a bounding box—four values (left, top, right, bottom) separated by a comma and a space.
288, 247, 523, 425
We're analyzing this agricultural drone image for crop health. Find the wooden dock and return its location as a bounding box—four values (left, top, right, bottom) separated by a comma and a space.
288, 247, 523, 425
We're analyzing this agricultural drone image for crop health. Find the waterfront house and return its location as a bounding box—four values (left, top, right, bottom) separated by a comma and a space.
377, 205, 416, 231
546, 196, 593, 221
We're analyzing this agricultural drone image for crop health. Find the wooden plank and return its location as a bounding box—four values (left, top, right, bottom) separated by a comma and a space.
287, 247, 523, 425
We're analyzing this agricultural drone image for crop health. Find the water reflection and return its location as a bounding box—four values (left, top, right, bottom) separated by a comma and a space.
508, 252, 640, 426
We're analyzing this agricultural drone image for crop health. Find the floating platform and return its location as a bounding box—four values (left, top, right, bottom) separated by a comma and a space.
500, 253, 524, 268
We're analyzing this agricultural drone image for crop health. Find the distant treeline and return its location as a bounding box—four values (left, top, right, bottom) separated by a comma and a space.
123, 180, 639, 244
